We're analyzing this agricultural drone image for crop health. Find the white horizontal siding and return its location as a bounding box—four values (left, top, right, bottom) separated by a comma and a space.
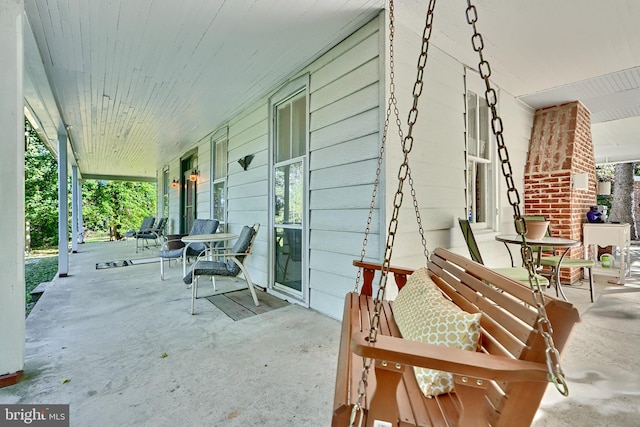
157, 10, 534, 319
224, 97, 270, 289
310, 108, 379, 152
309, 133, 379, 171
306, 14, 383, 314
310, 158, 380, 190
311, 209, 380, 234
381, 33, 467, 271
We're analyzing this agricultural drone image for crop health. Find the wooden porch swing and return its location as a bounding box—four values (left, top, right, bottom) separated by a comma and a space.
332, 1, 580, 426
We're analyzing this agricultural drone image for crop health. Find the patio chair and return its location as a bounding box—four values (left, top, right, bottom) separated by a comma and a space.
158, 219, 219, 280
523, 215, 595, 302
458, 218, 549, 286
183, 224, 260, 315
134, 217, 167, 252
124, 217, 155, 244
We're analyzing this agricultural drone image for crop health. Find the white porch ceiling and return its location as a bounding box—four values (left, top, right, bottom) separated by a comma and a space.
23, 0, 640, 181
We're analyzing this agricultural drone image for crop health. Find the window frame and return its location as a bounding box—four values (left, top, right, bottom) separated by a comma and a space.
210, 127, 228, 230
268, 73, 310, 303
162, 166, 170, 218
465, 69, 498, 230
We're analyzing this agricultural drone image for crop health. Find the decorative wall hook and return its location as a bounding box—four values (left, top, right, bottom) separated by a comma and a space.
238, 154, 254, 171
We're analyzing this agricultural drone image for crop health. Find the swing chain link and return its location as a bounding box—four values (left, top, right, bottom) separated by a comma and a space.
465, 0, 568, 396
351, 1, 438, 424
355, 0, 401, 293
379, 0, 436, 340
408, 168, 430, 262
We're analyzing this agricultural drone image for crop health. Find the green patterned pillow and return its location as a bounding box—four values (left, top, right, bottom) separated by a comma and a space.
393, 267, 481, 397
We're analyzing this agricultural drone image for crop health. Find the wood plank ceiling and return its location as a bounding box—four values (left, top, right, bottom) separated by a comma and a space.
23, 0, 384, 180
23, 0, 640, 180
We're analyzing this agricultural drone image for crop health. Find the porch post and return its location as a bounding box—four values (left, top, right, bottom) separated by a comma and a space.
58, 133, 69, 276
78, 178, 85, 244
71, 165, 79, 253
0, 0, 25, 387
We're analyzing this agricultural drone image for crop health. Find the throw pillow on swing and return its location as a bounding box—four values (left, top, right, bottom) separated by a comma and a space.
393, 267, 481, 397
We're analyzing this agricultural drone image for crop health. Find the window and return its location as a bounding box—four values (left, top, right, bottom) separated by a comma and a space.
212, 136, 228, 228
465, 73, 497, 228
269, 76, 308, 299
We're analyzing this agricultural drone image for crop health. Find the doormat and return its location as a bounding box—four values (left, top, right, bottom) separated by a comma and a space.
96, 257, 160, 269
206, 289, 289, 321
96, 260, 132, 269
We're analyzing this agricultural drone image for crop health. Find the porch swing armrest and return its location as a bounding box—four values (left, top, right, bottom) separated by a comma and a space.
352, 260, 415, 276
352, 260, 415, 295
351, 332, 550, 383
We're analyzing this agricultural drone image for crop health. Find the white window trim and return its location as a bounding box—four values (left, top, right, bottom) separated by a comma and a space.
268, 73, 310, 305
464, 68, 499, 230
210, 126, 228, 229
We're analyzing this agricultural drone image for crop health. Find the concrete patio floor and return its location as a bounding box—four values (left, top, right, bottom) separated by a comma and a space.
1, 239, 639, 426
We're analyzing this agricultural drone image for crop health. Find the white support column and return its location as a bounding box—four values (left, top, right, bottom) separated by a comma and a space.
78, 178, 84, 244
71, 165, 79, 253
58, 133, 69, 276
0, 0, 25, 386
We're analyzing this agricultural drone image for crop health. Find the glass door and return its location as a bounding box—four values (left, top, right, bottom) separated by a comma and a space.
272, 90, 307, 300
180, 154, 197, 233
274, 161, 303, 292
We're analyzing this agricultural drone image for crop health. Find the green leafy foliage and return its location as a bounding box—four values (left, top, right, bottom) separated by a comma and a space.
82, 180, 157, 239
25, 121, 59, 248
25, 255, 58, 316
25, 118, 157, 246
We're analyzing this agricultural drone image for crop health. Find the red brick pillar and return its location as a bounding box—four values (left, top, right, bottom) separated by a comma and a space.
524, 101, 597, 283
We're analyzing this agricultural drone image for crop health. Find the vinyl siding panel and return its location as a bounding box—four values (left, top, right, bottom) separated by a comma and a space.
383, 37, 467, 269
158, 11, 534, 320
225, 101, 270, 286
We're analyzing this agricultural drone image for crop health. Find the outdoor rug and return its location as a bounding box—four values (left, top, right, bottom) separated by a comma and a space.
96, 257, 160, 269
206, 289, 289, 321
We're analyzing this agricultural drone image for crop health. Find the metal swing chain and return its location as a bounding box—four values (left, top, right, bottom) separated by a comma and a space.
350, 2, 403, 423
350, 1, 438, 425
354, 0, 430, 296
355, 0, 411, 293
464, 0, 568, 396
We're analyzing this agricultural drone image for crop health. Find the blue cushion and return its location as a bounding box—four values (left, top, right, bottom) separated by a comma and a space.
186, 219, 219, 252
226, 226, 255, 275
182, 225, 256, 284
183, 261, 231, 284
159, 248, 184, 259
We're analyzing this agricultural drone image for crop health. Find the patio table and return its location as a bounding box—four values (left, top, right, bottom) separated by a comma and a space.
495, 234, 581, 301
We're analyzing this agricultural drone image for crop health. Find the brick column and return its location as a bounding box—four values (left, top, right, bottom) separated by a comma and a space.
525, 101, 597, 283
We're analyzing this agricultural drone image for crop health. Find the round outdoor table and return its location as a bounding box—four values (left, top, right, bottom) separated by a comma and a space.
181, 233, 238, 277
495, 234, 581, 301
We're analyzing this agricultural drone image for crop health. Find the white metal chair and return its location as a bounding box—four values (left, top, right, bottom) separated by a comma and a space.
135, 217, 167, 252
158, 219, 219, 280
183, 224, 260, 314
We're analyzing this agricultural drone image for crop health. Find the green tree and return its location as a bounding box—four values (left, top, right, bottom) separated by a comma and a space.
82, 180, 156, 239
25, 118, 157, 245
25, 120, 59, 248
608, 162, 637, 239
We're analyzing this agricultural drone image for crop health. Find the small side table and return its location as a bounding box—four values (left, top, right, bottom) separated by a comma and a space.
583, 223, 631, 284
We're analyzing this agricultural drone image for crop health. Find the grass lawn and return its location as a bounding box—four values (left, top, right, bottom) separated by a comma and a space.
25, 249, 59, 317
